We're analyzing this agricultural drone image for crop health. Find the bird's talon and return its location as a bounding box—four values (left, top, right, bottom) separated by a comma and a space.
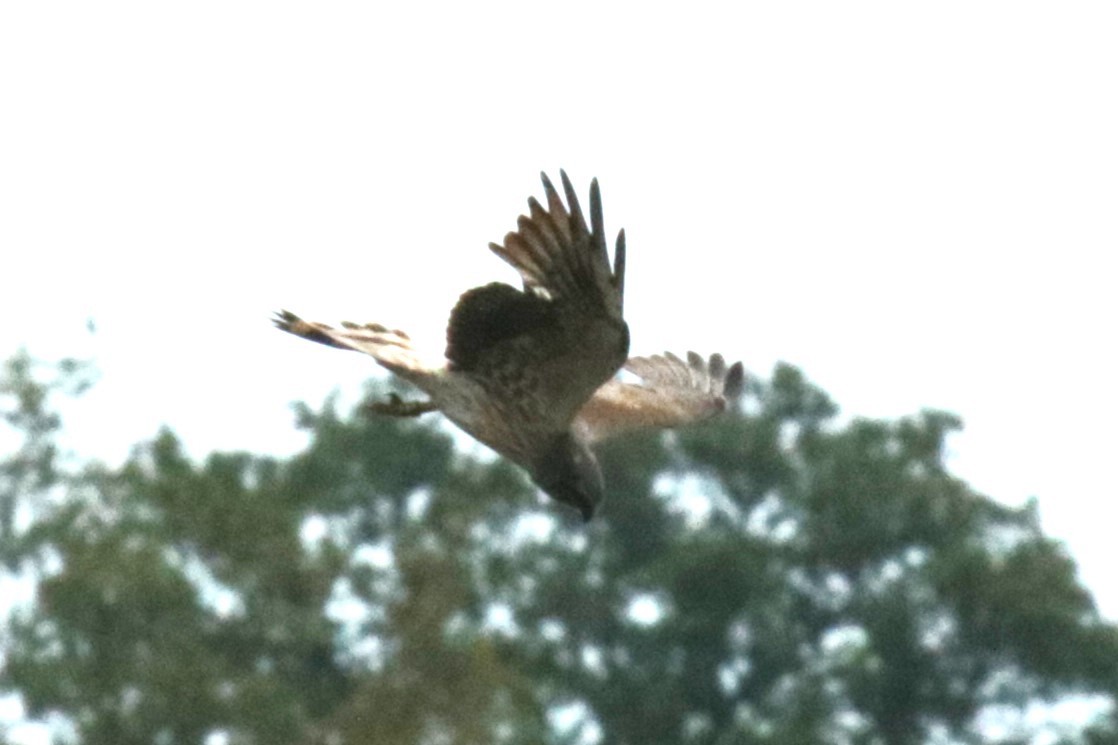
365, 394, 436, 418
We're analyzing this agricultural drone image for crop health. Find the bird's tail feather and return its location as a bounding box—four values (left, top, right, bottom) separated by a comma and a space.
273, 310, 434, 382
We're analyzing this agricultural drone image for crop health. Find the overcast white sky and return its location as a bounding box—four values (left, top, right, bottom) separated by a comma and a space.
2, 0, 1115, 646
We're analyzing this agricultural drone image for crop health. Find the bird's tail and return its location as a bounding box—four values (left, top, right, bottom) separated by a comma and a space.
273, 310, 435, 383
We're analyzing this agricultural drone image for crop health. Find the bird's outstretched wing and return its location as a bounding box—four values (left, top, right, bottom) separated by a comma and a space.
445, 171, 629, 428
489, 170, 626, 321
574, 352, 745, 444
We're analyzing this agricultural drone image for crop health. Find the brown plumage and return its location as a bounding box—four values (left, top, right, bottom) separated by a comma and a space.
275, 171, 742, 520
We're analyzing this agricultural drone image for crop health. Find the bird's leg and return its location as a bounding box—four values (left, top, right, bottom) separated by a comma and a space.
365, 393, 438, 418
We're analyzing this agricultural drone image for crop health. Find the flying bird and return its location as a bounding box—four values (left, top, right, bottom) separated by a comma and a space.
275, 172, 743, 520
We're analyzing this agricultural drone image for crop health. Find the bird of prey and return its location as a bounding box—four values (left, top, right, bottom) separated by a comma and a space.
275, 172, 743, 520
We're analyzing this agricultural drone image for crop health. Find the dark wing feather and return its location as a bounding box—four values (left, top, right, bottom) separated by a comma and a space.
489, 171, 625, 322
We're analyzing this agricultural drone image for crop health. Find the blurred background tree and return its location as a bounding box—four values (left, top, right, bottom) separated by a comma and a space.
1, 351, 1115, 745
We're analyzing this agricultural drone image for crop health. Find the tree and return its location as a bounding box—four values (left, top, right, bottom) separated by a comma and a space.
1, 351, 1115, 744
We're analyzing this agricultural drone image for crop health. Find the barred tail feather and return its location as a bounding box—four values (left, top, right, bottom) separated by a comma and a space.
273, 310, 436, 383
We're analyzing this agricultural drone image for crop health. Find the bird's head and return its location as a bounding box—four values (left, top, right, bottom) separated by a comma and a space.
532, 433, 604, 522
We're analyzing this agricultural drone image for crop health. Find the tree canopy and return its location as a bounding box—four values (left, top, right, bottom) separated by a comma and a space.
1, 350, 1115, 745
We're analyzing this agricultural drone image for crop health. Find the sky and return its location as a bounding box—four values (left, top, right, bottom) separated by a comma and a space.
1, 0, 1115, 642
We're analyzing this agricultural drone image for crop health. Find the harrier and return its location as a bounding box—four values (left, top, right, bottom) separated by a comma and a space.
275, 172, 743, 520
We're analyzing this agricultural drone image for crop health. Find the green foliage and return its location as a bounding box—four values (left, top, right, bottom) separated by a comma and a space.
1, 355, 1115, 745
1, 350, 96, 564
